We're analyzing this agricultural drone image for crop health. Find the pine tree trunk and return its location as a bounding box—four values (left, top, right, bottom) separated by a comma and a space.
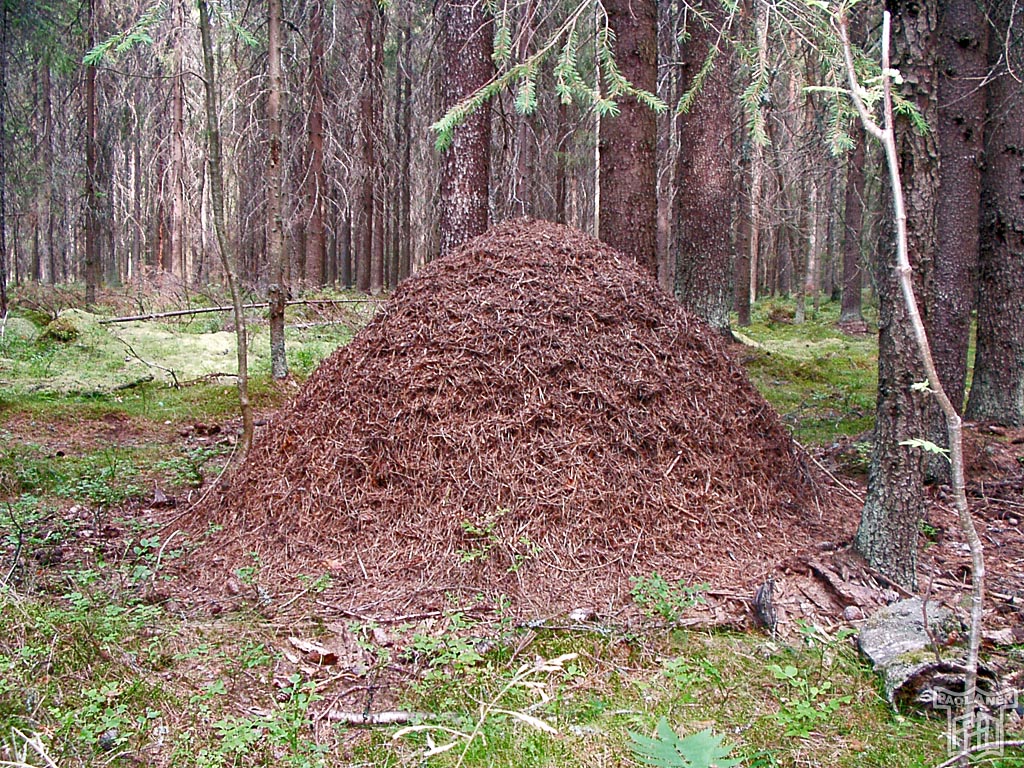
599, 0, 657, 273
170, 0, 185, 279
965, 0, 1024, 425
854, 0, 939, 589
439, 0, 492, 256
673, 6, 734, 332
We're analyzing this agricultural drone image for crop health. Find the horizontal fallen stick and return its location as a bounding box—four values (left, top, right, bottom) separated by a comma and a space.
99, 298, 383, 324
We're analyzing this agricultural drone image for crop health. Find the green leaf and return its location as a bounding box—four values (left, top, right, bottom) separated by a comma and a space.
629, 718, 742, 768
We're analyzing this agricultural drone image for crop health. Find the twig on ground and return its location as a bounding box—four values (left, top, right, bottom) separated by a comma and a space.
110, 333, 180, 388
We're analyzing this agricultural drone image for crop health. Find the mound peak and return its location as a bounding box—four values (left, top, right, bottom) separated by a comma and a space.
196, 219, 827, 616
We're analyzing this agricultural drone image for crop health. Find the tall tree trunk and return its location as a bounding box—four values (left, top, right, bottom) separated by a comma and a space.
0, 1, 7, 318
438, 0, 492, 256
84, 0, 101, 304
267, 0, 287, 379
930, 0, 987, 411
303, 2, 325, 289
920, 0, 989, 478
198, 0, 254, 451
599, 0, 657, 273
370, 4, 386, 293
965, 0, 1024, 425
132, 99, 142, 280
840, 125, 866, 324
36, 59, 54, 284
747, 0, 771, 311
854, 0, 939, 589
170, 0, 185, 279
673, 6, 734, 333
398, 21, 412, 283
356, 1, 374, 289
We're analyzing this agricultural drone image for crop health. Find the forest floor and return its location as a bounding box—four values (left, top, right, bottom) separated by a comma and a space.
0, 282, 1022, 768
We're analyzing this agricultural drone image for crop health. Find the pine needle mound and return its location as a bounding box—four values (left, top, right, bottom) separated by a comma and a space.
196, 219, 827, 615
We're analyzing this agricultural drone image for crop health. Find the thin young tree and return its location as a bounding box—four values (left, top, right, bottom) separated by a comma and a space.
198, 0, 254, 451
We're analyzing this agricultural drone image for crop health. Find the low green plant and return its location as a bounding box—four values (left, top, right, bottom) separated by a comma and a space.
630, 573, 708, 623
155, 446, 226, 487
409, 613, 485, 678
769, 662, 852, 737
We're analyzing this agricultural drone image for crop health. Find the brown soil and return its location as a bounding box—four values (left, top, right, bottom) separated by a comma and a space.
183, 219, 847, 620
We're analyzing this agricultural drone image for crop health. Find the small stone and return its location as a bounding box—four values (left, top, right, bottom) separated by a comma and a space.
568, 607, 597, 623
843, 605, 865, 621
98, 729, 119, 750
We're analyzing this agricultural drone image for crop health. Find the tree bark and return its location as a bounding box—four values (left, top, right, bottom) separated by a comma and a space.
267, 0, 287, 379
673, 6, 734, 333
854, 0, 938, 589
198, 0, 254, 451
438, 0, 492, 256
965, 0, 1024, 425
599, 0, 657, 273
84, 0, 101, 304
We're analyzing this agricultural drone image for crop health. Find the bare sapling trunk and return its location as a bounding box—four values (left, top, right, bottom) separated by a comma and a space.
199, 0, 254, 452
840, 12, 984, 747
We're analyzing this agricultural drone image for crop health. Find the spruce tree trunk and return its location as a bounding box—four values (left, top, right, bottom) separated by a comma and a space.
356, 1, 375, 290
854, 0, 939, 589
170, 0, 185, 279
840, 125, 866, 325
930, 0, 987, 411
84, 0, 101, 304
599, 0, 657, 274
0, 1, 6, 318
965, 0, 1024, 425
303, 0, 325, 289
438, 0, 492, 256
673, 5, 734, 333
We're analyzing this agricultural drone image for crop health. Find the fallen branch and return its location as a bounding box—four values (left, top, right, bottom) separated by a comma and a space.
933, 741, 1024, 768
325, 710, 423, 726
99, 298, 383, 324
